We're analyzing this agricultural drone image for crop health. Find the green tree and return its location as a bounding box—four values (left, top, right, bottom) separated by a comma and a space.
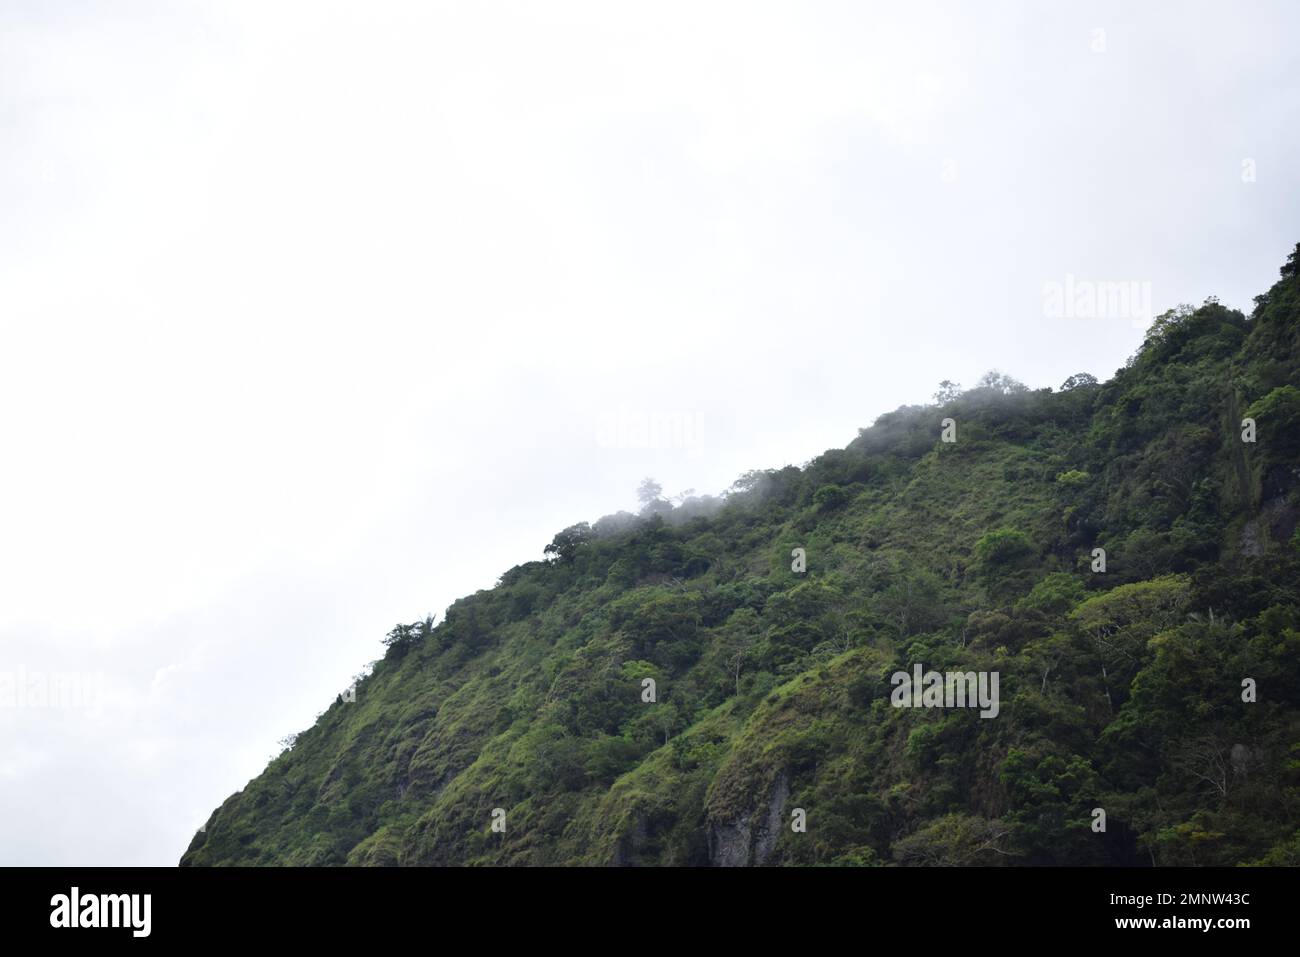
813, 484, 851, 511
972, 528, 1037, 604
543, 522, 592, 562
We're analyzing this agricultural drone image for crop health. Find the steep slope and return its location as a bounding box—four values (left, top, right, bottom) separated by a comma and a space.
183, 246, 1300, 866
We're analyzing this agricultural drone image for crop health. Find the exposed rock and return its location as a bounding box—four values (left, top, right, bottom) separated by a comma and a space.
610, 813, 648, 867
708, 770, 790, 867
1240, 495, 1299, 557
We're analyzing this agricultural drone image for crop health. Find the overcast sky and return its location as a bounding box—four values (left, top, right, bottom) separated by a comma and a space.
1, 0, 1297, 866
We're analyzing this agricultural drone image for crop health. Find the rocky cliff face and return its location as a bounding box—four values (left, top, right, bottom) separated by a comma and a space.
708, 771, 790, 867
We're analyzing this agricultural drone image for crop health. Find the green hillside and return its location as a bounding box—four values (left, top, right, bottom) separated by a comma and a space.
183, 246, 1300, 867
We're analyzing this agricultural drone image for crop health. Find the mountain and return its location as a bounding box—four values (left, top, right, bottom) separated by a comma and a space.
182, 246, 1300, 866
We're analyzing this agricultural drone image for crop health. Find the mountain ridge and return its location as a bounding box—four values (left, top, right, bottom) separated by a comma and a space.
182, 245, 1300, 866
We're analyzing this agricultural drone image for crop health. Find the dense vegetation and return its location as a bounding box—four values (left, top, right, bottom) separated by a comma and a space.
183, 246, 1300, 866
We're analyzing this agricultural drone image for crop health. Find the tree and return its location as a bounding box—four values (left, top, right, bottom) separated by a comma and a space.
1070, 573, 1191, 712
637, 478, 664, 507
976, 370, 1029, 395
813, 484, 851, 511
646, 700, 682, 747
933, 380, 963, 404
765, 578, 849, 654
728, 469, 771, 496
1280, 241, 1300, 279
1055, 469, 1090, 490
972, 528, 1037, 604
1244, 385, 1300, 458
381, 614, 435, 657
874, 564, 945, 639
718, 608, 761, 694
544, 522, 593, 562
1060, 372, 1098, 391
999, 749, 1101, 863
892, 813, 1016, 865
1017, 572, 1086, 616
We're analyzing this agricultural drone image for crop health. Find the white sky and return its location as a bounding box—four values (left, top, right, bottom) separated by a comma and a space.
1, 0, 1297, 865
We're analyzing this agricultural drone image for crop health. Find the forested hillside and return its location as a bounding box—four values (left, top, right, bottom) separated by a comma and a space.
183, 246, 1300, 867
